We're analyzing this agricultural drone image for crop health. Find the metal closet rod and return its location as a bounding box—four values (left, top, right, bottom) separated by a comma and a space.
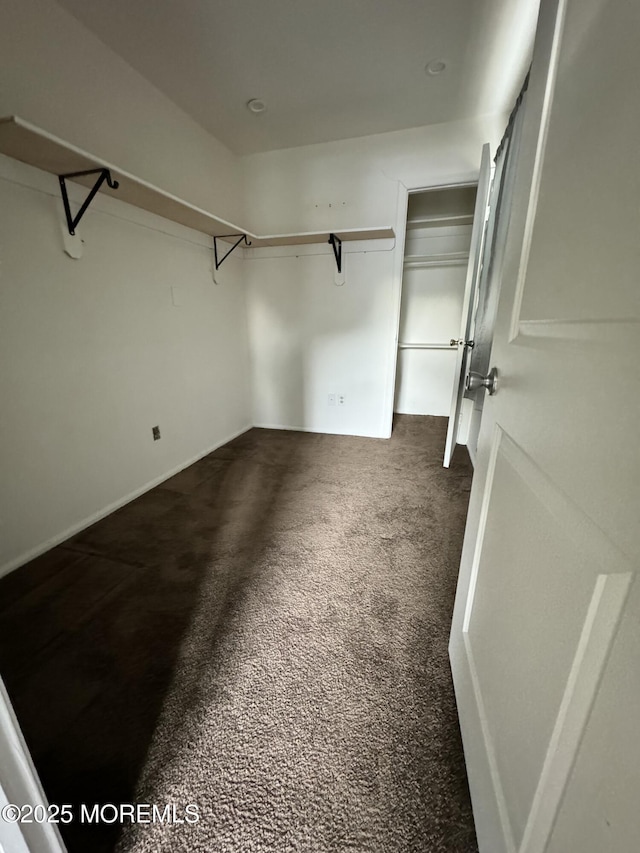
398, 342, 457, 350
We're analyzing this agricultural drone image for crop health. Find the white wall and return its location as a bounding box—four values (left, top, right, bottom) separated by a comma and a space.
242, 115, 506, 438
0, 0, 252, 574
0, 155, 251, 575
0, 0, 244, 224
246, 240, 396, 437
242, 116, 505, 235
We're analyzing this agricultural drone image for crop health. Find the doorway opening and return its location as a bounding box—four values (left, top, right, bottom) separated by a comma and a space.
393, 184, 478, 443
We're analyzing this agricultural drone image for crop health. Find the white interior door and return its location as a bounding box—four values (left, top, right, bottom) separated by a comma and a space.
450, 1, 640, 852
0, 678, 65, 852
443, 144, 493, 467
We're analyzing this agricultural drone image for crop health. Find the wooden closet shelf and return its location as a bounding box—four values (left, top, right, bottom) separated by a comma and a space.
403, 252, 469, 269
0, 116, 395, 248
406, 214, 474, 229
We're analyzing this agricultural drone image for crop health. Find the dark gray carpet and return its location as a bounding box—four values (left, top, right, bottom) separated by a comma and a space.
119, 416, 477, 852
0, 415, 477, 852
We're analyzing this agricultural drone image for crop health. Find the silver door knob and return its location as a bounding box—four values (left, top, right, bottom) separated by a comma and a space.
466, 367, 498, 395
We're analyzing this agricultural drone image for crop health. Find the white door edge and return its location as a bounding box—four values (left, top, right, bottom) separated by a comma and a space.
443, 144, 493, 467
0, 679, 66, 852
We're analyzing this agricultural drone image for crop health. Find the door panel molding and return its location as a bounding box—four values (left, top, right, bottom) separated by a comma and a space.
520, 572, 632, 853
461, 426, 634, 851
463, 571, 632, 853
450, 634, 513, 853
463, 423, 504, 632
463, 633, 517, 853
516, 318, 640, 339
508, 0, 569, 342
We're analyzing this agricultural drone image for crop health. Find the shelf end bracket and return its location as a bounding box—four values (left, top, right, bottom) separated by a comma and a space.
58, 168, 119, 236
328, 233, 342, 273
214, 234, 251, 270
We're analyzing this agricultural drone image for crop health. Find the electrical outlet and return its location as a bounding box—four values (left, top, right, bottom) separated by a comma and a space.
328, 393, 336, 406
152, 425, 161, 441
338, 394, 346, 406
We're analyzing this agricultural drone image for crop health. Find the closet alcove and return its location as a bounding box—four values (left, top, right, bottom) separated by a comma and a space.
394, 184, 477, 419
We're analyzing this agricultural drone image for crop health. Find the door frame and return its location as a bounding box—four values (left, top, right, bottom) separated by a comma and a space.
384, 176, 481, 441
0, 678, 66, 852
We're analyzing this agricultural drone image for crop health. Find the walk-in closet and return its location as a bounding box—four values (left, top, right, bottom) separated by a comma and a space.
394, 185, 477, 421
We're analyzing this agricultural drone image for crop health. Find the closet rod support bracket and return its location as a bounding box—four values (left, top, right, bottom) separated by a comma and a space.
214, 234, 251, 270
328, 233, 342, 273
58, 168, 119, 236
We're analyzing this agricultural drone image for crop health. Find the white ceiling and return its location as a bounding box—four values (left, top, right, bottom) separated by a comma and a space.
55, 0, 539, 155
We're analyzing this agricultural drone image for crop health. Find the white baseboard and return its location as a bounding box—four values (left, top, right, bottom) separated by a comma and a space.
252, 422, 386, 439
0, 423, 252, 580
467, 441, 477, 468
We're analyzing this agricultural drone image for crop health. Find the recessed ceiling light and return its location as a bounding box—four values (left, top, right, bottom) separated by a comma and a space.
425, 60, 447, 76
247, 98, 267, 114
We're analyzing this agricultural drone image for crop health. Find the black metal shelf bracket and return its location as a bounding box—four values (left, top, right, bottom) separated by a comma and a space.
214, 234, 251, 270
58, 168, 120, 236
328, 233, 342, 273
